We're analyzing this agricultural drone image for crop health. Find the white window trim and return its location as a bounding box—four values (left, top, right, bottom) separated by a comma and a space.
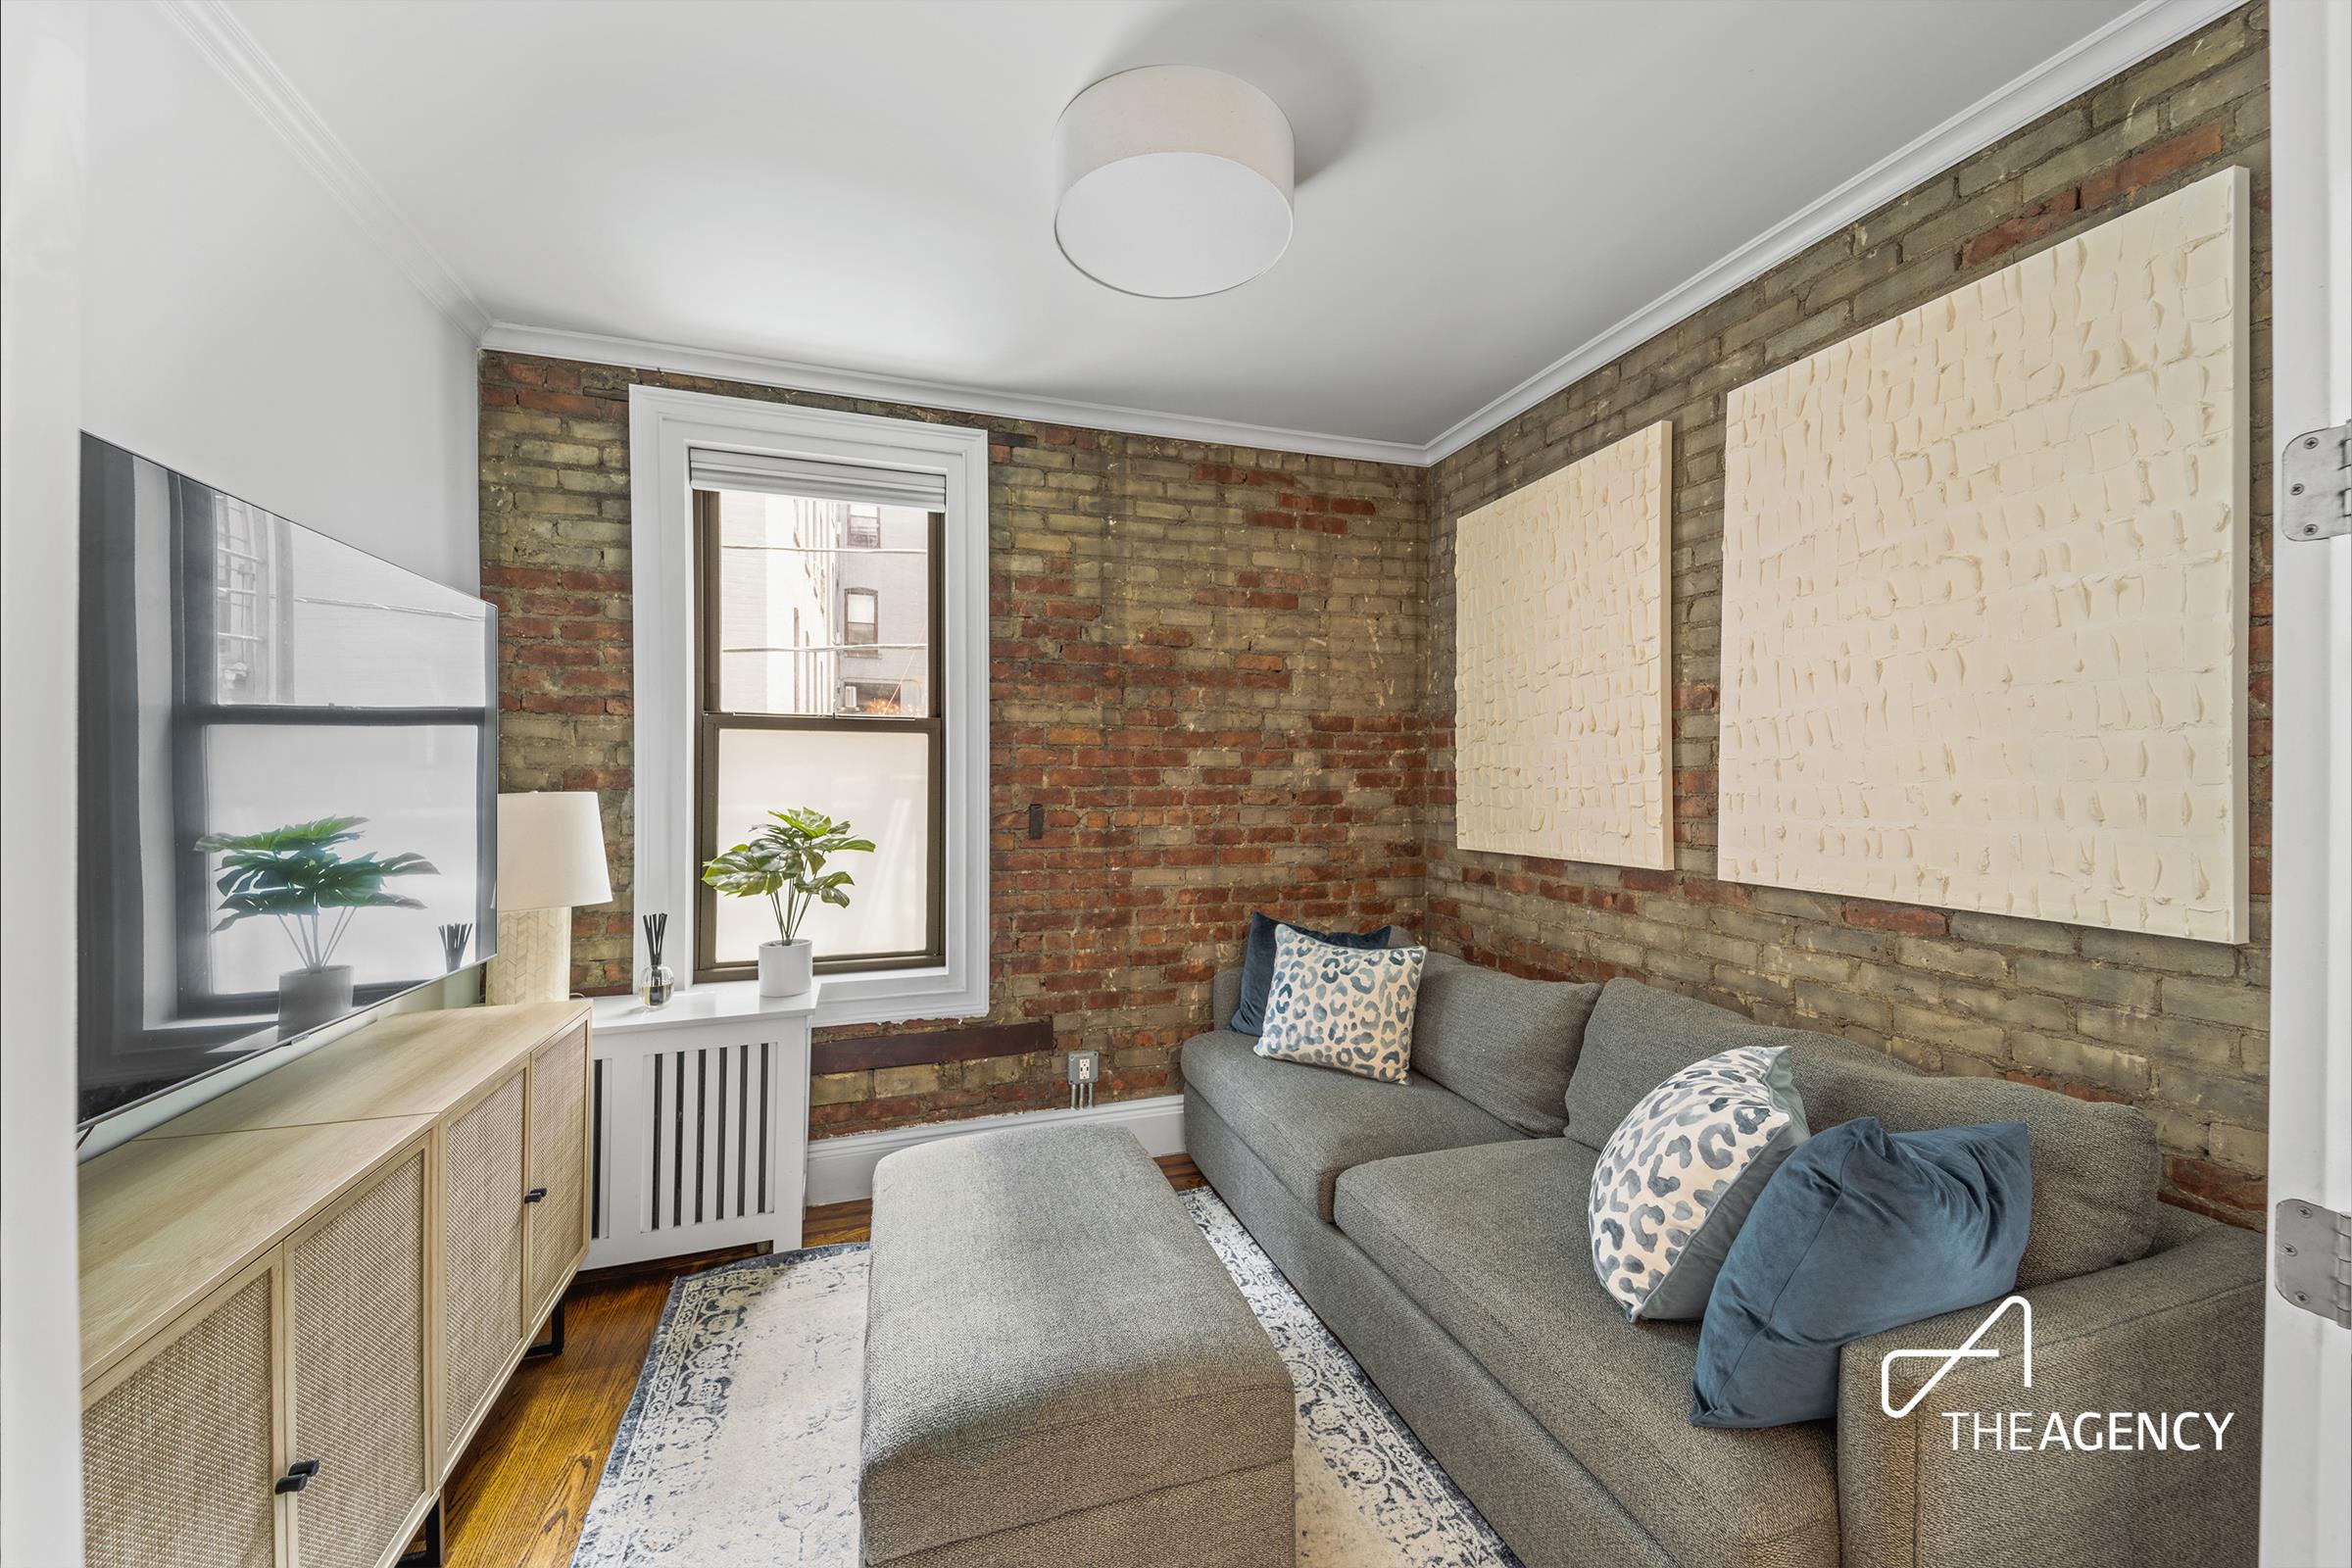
626, 384, 991, 1028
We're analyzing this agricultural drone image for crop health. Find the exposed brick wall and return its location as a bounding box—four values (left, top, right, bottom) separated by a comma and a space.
480, 357, 1427, 1138
1423, 6, 2274, 1225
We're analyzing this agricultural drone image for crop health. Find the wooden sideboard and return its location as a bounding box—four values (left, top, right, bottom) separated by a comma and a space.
77, 1001, 592, 1568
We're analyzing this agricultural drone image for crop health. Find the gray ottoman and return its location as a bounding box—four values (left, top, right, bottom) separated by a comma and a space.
860, 1123, 1295, 1568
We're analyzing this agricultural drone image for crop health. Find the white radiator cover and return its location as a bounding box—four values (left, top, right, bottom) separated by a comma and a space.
587, 996, 814, 1269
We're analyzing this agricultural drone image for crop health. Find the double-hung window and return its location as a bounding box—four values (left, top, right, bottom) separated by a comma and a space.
691, 481, 942, 980
629, 387, 990, 1027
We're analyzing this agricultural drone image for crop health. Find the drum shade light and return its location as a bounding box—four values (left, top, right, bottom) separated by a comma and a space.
1054, 66, 1296, 299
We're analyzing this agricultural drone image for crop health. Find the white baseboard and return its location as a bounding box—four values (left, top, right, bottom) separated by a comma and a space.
804, 1093, 1186, 1207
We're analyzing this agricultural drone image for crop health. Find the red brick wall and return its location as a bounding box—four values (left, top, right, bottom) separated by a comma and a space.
1423, 6, 2273, 1225
480, 357, 1427, 1138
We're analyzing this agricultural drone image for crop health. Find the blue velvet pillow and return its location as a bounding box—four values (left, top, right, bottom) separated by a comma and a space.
1690, 1117, 2032, 1429
1229, 911, 1393, 1034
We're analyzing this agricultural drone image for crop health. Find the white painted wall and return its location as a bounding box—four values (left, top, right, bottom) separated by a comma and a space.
5, 4, 483, 1554
79, 1, 478, 591
58, 0, 489, 1165
2, 6, 89, 1561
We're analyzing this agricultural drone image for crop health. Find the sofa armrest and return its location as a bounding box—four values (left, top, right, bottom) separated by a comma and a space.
1836, 1214, 2263, 1568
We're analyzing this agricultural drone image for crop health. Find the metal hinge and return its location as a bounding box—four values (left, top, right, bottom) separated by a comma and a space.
2281, 423, 2350, 541
2275, 1198, 2352, 1328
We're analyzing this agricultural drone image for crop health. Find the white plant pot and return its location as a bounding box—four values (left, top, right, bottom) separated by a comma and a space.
758, 938, 813, 998
278, 963, 354, 1039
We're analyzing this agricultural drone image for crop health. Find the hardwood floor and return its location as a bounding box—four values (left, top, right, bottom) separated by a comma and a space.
440, 1152, 1206, 1567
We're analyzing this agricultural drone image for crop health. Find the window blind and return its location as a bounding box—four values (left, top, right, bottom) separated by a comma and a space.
687, 447, 949, 510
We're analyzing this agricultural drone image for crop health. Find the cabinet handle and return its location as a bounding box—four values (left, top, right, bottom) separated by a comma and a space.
523, 1186, 548, 1204
274, 1459, 321, 1494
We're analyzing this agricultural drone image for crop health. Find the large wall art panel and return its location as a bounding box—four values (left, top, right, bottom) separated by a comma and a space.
1455, 419, 1672, 869
1719, 168, 2249, 942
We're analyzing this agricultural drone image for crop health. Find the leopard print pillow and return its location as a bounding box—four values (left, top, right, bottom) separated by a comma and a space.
1254, 926, 1425, 1084
1589, 1044, 1809, 1321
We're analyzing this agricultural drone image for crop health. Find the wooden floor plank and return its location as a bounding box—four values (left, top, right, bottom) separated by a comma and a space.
443, 1154, 1201, 1566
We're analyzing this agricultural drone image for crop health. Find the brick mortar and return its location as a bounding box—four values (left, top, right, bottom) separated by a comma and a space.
1423, 5, 2275, 1224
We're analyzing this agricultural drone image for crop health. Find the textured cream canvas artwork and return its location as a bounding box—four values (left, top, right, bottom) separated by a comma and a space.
1454, 420, 1672, 869
1719, 168, 2249, 942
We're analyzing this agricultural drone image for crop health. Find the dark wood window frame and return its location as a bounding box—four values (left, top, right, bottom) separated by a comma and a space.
691, 489, 946, 985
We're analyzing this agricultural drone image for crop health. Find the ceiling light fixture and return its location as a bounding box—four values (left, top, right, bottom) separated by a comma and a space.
1054, 66, 1295, 300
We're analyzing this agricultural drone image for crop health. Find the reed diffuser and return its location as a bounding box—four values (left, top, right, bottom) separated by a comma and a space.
637, 912, 675, 1005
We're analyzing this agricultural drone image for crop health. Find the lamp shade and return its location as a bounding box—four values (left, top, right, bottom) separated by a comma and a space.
1054, 66, 1295, 299
496, 792, 612, 911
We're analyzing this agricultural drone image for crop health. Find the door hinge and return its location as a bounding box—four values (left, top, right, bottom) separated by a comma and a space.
2281, 423, 2350, 542
2275, 1198, 2352, 1329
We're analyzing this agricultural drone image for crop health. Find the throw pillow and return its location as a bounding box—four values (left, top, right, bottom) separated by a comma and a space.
1254, 927, 1426, 1083
1589, 1045, 1809, 1321
1228, 911, 1394, 1034
1690, 1117, 2033, 1429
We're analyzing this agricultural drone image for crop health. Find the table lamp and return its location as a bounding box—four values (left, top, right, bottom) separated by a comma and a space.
487, 791, 613, 1004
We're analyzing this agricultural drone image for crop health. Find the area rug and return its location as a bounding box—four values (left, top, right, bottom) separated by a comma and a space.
570, 1188, 1519, 1567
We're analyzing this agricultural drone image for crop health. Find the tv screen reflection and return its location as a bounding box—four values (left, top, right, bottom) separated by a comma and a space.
77, 435, 496, 1127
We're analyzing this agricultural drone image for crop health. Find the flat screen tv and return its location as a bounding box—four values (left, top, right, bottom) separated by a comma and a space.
77, 434, 497, 1132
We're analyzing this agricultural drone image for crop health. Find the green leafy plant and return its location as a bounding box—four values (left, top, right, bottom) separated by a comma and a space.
701, 807, 874, 945
195, 816, 436, 972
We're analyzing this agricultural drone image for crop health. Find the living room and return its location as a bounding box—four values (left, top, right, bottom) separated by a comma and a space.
2, 2, 2347, 1567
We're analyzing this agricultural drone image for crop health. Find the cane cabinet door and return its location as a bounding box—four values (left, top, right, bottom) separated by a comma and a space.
81, 1256, 281, 1568
522, 1021, 590, 1327
438, 1064, 526, 1467
283, 1141, 430, 1568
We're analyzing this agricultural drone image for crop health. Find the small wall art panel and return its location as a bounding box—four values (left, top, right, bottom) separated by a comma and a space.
1719, 168, 2249, 942
1454, 419, 1672, 869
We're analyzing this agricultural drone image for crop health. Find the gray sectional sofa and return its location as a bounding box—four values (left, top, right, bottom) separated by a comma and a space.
1182, 951, 2265, 1568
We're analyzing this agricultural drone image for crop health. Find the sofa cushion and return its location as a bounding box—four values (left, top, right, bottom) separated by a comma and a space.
1228, 911, 1394, 1034
1409, 951, 1599, 1137
1691, 1117, 2033, 1429
1591, 1044, 1810, 1321
1333, 1138, 1839, 1568
1255, 929, 1425, 1083
1180, 1028, 1517, 1222
1568, 979, 2159, 1288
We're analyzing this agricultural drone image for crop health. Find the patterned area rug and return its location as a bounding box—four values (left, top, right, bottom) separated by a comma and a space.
571, 1188, 1519, 1567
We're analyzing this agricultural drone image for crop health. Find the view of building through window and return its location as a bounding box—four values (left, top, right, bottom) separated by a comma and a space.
696, 487, 941, 976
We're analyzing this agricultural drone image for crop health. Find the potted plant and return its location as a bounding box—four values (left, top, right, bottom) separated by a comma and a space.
196, 815, 436, 1036
701, 807, 873, 997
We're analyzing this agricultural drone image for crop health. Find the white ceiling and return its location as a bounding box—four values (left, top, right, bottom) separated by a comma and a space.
223, 0, 2159, 458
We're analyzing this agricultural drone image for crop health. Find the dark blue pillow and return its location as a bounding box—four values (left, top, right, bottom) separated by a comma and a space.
1229, 911, 1393, 1034
1690, 1117, 2032, 1429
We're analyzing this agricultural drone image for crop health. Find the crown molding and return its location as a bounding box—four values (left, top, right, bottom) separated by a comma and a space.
157, 0, 491, 338
172, 0, 2238, 468
477, 322, 1434, 465
1418, 0, 2247, 464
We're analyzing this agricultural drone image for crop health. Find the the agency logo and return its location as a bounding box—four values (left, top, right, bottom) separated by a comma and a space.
1880, 1294, 2032, 1419
1879, 1294, 2235, 1453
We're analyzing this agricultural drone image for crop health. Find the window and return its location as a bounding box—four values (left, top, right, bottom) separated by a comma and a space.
694, 489, 941, 981
628, 384, 990, 1028
843, 587, 879, 648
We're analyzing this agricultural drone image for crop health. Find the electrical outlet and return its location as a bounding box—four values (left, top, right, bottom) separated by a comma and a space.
1065, 1050, 1102, 1085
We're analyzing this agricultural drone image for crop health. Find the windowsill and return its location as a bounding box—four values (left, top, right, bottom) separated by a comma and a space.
588, 962, 982, 1036
591, 979, 824, 1036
